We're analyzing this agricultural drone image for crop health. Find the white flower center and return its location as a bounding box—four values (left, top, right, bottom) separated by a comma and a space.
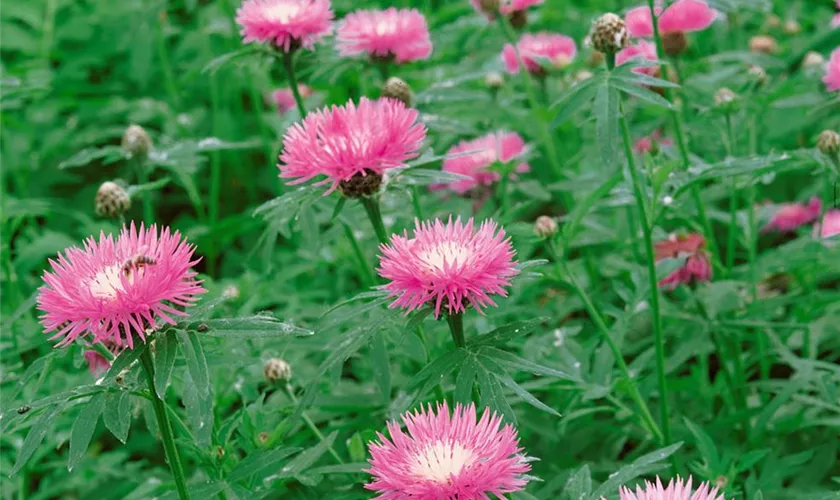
86, 261, 145, 301
409, 440, 476, 484
419, 242, 471, 272
266, 2, 301, 23
374, 19, 397, 36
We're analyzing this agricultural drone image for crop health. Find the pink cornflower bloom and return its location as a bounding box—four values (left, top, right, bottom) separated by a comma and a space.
625, 1, 716, 38
336, 8, 432, 63
37, 223, 205, 349
633, 129, 672, 155
762, 197, 822, 233
365, 402, 531, 499
617, 476, 724, 500
655, 233, 712, 289
84, 351, 111, 377
815, 210, 840, 239
833, 14, 840, 29
432, 131, 530, 196
502, 32, 577, 75
824, 48, 840, 92
278, 97, 426, 194
470, 0, 544, 18
378, 217, 518, 317
235, 0, 333, 52
617, 40, 659, 76
271, 85, 312, 113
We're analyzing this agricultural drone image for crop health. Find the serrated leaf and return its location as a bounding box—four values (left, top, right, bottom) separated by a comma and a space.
68, 393, 106, 471
103, 391, 132, 444
153, 331, 177, 399
175, 329, 210, 398
594, 80, 620, 168
11, 404, 63, 476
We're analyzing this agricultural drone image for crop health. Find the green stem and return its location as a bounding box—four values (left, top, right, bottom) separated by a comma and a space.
725, 113, 737, 274
360, 197, 389, 245
410, 186, 424, 220
445, 312, 466, 348
340, 222, 377, 286
134, 158, 155, 224
139, 349, 190, 500
612, 51, 672, 446
155, 15, 181, 109
284, 385, 344, 465
282, 51, 307, 118
207, 73, 222, 277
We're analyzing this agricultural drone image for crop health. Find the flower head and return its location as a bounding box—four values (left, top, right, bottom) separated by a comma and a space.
762, 197, 822, 233
37, 223, 205, 349
816, 210, 840, 239
470, 0, 544, 18
626, 0, 715, 38
502, 32, 577, 75
378, 217, 518, 317
824, 48, 840, 92
95, 181, 131, 218
365, 402, 531, 498
236, 0, 333, 52
618, 476, 724, 500
655, 233, 712, 288
278, 97, 426, 195
336, 8, 432, 63
634, 129, 672, 155
616, 40, 659, 76
122, 125, 152, 159
432, 131, 530, 195
589, 13, 629, 54
271, 85, 312, 113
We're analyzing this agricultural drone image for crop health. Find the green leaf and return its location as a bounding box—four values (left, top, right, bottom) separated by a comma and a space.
276, 432, 338, 479
126, 177, 171, 197
330, 197, 346, 222
591, 442, 683, 498
405, 307, 433, 331
655, 255, 688, 281
68, 393, 106, 471
393, 167, 471, 186
308, 463, 368, 475
201, 46, 265, 74
175, 329, 210, 398
58, 145, 124, 169
611, 77, 674, 109
477, 346, 578, 381
370, 332, 391, 404
551, 74, 603, 128
104, 341, 147, 381
11, 404, 63, 476
103, 391, 132, 444
347, 433, 366, 463
475, 361, 516, 424
563, 464, 592, 500
154, 331, 177, 399
227, 447, 301, 483
594, 79, 620, 169
467, 318, 548, 347
406, 348, 465, 392
496, 372, 561, 417
188, 315, 314, 339
159, 483, 223, 500
183, 369, 214, 448
454, 355, 479, 405
253, 187, 321, 238
562, 170, 622, 244
684, 417, 719, 466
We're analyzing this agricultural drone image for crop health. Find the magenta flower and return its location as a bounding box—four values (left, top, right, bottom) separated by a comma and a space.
365, 402, 531, 499
502, 32, 577, 75
336, 8, 432, 63
617, 40, 659, 76
432, 131, 530, 196
271, 85, 312, 113
84, 351, 111, 377
378, 217, 518, 317
235, 0, 333, 52
762, 197, 822, 233
815, 210, 840, 239
470, 0, 544, 18
37, 223, 205, 349
633, 129, 672, 155
824, 48, 840, 92
617, 476, 724, 500
655, 233, 712, 289
279, 97, 427, 194
625, 0, 716, 38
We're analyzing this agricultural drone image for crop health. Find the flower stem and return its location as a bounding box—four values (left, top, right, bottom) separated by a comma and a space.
725, 113, 738, 275
446, 312, 466, 348
611, 51, 672, 446
360, 197, 389, 245
134, 157, 155, 224
139, 348, 190, 500
340, 222, 377, 286
282, 51, 307, 119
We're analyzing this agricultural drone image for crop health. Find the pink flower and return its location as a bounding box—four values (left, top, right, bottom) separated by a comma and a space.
433, 131, 530, 195
655, 233, 712, 288
502, 32, 577, 75
633, 129, 672, 154
832, 14, 840, 29
336, 8, 432, 63
271, 85, 312, 113
37, 223, 205, 349
625, 0, 715, 38
235, 0, 333, 52
378, 217, 518, 317
365, 402, 531, 498
815, 210, 840, 239
470, 0, 544, 17
617, 40, 659, 76
84, 351, 111, 377
762, 197, 822, 233
824, 48, 840, 92
618, 476, 724, 500
279, 97, 426, 194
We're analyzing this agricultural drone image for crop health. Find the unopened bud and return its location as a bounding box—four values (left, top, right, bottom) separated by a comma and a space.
662, 31, 687, 57
589, 13, 628, 54
574, 70, 594, 83
748, 65, 768, 86
802, 51, 825, 70
534, 215, 558, 238
263, 358, 292, 383
749, 35, 777, 55
782, 19, 800, 35
764, 14, 781, 30
714, 87, 738, 108
382, 77, 413, 108
222, 284, 240, 299
485, 71, 504, 89
338, 170, 383, 198
95, 181, 131, 217
121, 124, 152, 159
817, 130, 840, 155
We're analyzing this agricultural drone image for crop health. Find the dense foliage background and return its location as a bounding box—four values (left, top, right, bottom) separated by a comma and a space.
2, 0, 840, 498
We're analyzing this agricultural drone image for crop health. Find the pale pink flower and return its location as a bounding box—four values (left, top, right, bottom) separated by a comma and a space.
37, 223, 205, 349
279, 97, 427, 194
378, 217, 518, 317
832, 13, 840, 29
271, 85, 312, 113
432, 131, 530, 195
470, 0, 544, 17
762, 197, 822, 233
625, 0, 716, 38
235, 0, 333, 52
617, 40, 659, 76
824, 48, 840, 92
633, 129, 672, 154
365, 402, 531, 499
655, 233, 712, 288
336, 8, 432, 63
618, 476, 724, 500
84, 351, 111, 377
502, 32, 577, 75
815, 210, 840, 239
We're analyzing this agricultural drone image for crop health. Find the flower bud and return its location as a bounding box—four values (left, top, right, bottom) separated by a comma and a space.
749, 35, 777, 55
338, 170, 383, 198
121, 124, 152, 159
662, 31, 687, 57
782, 19, 800, 35
263, 358, 292, 383
802, 51, 825, 70
382, 77, 413, 108
714, 87, 738, 108
817, 130, 840, 155
534, 215, 558, 238
763, 14, 781, 30
508, 9, 527, 29
485, 71, 504, 90
589, 13, 628, 54
95, 181, 131, 217
222, 284, 240, 299
748, 65, 768, 86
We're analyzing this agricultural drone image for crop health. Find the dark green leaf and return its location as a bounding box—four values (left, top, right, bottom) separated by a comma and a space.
103, 391, 132, 444
563, 464, 592, 500
227, 447, 301, 482
175, 329, 210, 398
594, 80, 620, 168
11, 405, 63, 476
154, 331, 177, 399
551, 74, 604, 128
454, 355, 479, 405
68, 393, 106, 471
611, 77, 674, 109
370, 332, 391, 404
467, 318, 548, 347
189, 315, 314, 339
